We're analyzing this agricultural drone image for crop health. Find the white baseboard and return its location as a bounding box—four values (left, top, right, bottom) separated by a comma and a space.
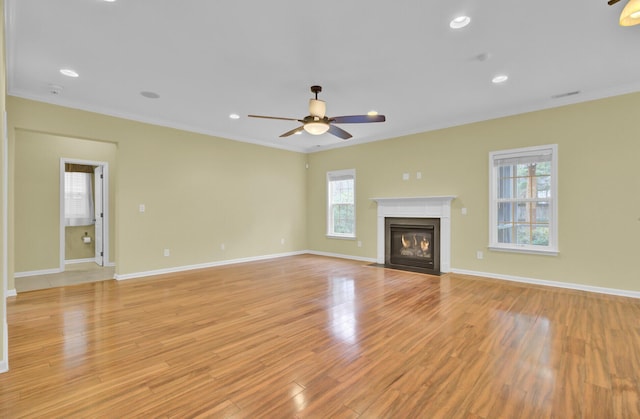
14, 267, 62, 278
6, 289, 16, 297
451, 268, 640, 299
104, 261, 116, 268
91, 249, 640, 299
65, 258, 96, 265
306, 250, 377, 264
115, 251, 307, 281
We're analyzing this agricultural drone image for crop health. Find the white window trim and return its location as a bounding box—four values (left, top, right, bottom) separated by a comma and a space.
489, 144, 558, 255
326, 168, 356, 239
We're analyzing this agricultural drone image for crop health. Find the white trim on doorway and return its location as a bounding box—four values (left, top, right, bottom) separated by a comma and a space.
2, 111, 8, 372
59, 158, 110, 271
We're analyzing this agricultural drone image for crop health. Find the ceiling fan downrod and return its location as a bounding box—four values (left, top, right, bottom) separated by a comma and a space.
310, 85, 322, 100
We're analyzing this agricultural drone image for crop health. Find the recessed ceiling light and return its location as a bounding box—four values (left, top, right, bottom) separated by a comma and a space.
140, 91, 160, 99
60, 68, 79, 78
450, 16, 471, 29
103, 0, 117, 2
492, 74, 509, 84
367, 110, 378, 116
229, 113, 240, 119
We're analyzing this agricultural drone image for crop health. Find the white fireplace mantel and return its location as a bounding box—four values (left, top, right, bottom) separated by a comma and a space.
370, 196, 456, 273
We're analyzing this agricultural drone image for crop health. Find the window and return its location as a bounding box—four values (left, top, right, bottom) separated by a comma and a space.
489, 144, 558, 254
327, 169, 356, 238
65, 171, 95, 226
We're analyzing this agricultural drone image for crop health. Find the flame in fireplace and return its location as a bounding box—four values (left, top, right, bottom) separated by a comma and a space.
400, 234, 431, 258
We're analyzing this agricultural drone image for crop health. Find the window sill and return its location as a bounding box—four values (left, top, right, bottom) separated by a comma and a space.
326, 234, 356, 240
489, 245, 558, 256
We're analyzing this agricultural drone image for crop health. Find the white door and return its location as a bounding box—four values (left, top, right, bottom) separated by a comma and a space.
94, 166, 104, 266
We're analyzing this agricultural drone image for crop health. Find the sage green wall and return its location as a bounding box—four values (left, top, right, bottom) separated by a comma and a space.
307, 92, 640, 292
7, 92, 640, 295
14, 131, 116, 274
8, 97, 307, 286
65, 224, 96, 260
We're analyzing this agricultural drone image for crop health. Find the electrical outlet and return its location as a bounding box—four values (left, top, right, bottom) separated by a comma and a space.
163, 248, 170, 257
280, 238, 285, 245
476, 251, 483, 260
357, 241, 362, 248
461, 208, 467, 215
402, 173, 410, 181
416, 171, 422, 180
220, 243, 226, 251
139, 204, 146, 213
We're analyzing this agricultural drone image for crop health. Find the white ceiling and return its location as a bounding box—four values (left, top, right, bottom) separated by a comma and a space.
6, 0, 640, 153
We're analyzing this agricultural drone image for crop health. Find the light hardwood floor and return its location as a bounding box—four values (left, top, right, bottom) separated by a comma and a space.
2, 255, 640, 417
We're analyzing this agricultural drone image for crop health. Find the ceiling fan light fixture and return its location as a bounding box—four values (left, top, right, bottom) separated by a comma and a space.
620, 0, 640, 25
304, 121, 330, 135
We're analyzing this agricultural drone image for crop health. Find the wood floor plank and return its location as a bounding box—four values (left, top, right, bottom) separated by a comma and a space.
2, 254, 640, 417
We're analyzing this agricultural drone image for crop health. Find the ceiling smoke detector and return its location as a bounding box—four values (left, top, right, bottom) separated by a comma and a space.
49, 84, 63, 95
140, 91, 160, 99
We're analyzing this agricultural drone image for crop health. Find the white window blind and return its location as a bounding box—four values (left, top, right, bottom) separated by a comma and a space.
327, 169, 356, 238
65, 172, 95, 227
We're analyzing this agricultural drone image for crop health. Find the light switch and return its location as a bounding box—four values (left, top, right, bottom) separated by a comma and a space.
402, 173, 410, 181
461, 208, 467, 215
139, 204, 146, 213
416, 172, 422, 180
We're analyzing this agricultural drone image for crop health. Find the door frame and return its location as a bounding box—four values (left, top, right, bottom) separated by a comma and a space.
59, 158, 110, 271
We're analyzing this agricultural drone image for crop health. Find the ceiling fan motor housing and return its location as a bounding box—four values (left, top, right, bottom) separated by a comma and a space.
309, 99, 326, 118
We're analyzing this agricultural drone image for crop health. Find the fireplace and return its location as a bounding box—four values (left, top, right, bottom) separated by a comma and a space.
371, 196, 455, 274
385, 217, 440, 275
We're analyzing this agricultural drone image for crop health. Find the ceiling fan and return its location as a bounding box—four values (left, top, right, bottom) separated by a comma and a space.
248, 85, 386, 140
608, 0, 640, 26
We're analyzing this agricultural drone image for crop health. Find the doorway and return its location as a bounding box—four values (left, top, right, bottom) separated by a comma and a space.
59, 158, 110, 272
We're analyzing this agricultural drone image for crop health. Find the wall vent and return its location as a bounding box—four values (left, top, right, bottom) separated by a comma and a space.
551, 90, 580, 99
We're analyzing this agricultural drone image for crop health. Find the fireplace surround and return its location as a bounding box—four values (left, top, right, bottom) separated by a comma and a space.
386, 217, 440, 275
371, 196, 455, 274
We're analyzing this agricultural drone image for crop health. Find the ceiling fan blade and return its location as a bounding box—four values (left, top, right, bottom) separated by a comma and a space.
248, 115, 301, 122
330, 115, 386, 124
280, 126, 305, 138
328, 124, 352, 140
